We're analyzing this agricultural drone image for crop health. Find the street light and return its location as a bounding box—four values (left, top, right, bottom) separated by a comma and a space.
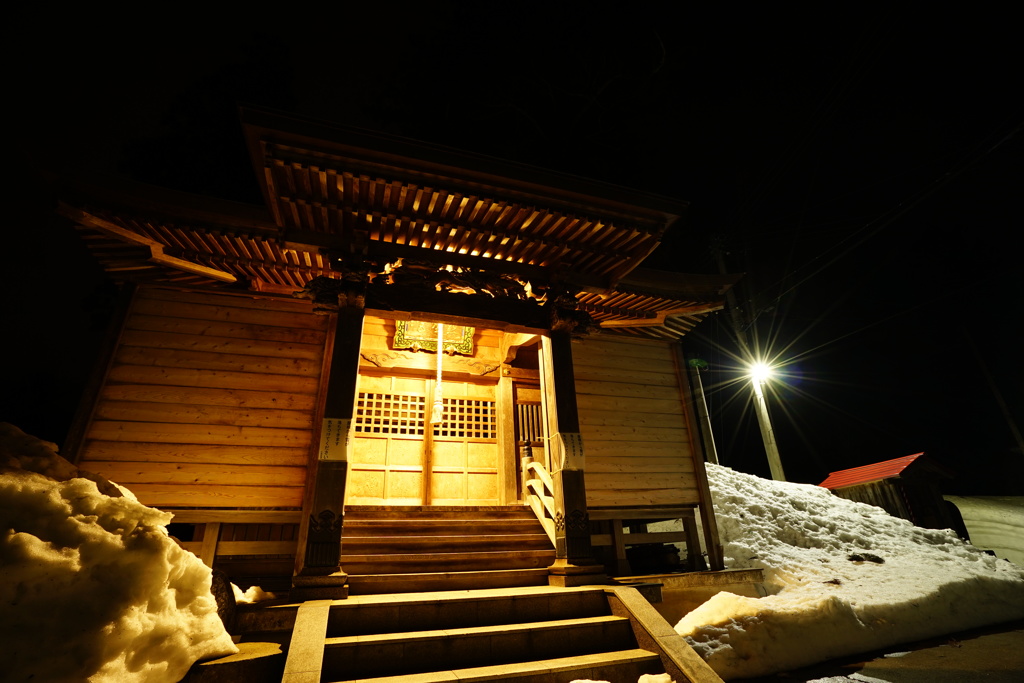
749, 361, 786, 481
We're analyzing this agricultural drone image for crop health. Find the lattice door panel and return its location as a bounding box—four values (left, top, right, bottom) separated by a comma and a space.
434, 398, 497, 439
354, 393, 426, 436
347, 379, 500, 505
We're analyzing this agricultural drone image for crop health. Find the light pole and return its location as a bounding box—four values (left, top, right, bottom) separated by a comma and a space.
750, 362, 786, 481
687, 358, 719, 465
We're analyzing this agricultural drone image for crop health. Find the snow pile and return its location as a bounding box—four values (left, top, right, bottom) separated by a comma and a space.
676, 464, 1024, 680
0, 424, 237, 683
946, 494, 1024, 566
233, 583, 277, 604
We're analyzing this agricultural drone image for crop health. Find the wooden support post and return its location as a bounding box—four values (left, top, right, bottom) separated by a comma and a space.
673, 343, 724, 571
292, 271, 369, 600
497, 368, 517, 504
542, 306, 604, 586
679, 510, 707, 571
610, 519, 632, 576
198, 522, 221, 569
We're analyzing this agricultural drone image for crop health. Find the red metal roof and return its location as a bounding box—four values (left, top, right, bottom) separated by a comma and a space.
818, 453, 926, 490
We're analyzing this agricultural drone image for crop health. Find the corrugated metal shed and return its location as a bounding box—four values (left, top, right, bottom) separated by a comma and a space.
819, 453, 926, 490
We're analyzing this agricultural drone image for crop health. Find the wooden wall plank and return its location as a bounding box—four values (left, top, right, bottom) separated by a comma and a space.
106, 365, 320, 394
127, 314, 326, 345
587, 488, 700, 507
165, 510, 302, 524
586, 473, 692, 490
127, 484, 304, 508
93, 400, 314, 429
211, 540, 297, 556
574, 379, 681, 400
120, 329, 323, 360
573, 409, 684, 428
94, 461, 306, 487
582, 425, 687, 442
114, 346, 321, 377
572, 334, 701, 511
575, 394, 683, 415
573, 366, 678, 387
76, 286, 327, 513
584, 441, 692, 460
80, 441, 309, 466
100, 384, 317, 411
131, 297, 323, 330
588, 456, 693, 473
88, 421, 312, 447
574, 336, 674, 361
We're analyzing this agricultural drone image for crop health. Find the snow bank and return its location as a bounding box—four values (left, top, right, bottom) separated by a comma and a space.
0, 423, 237, 683
675, 464, 1024, 680
233, 583, 278, 604
946, 494, 1024, 566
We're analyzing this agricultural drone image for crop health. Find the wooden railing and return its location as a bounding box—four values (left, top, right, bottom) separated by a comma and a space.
168, 509, 302, 568
521, 449, 557, 546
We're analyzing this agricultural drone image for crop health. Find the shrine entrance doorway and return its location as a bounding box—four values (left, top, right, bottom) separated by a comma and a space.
344, 317, 507, 506
345, 374, 500, 505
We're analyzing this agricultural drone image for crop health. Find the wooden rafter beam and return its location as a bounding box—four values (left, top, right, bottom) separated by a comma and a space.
597, 303, 723, 328
273, 192, 655, 257
59, 204, 237, 284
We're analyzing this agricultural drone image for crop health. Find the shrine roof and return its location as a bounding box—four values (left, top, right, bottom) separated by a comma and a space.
239, 107, 687, 285
54, 111, 739, 340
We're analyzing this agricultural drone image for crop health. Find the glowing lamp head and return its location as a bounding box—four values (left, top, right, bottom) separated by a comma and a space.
750, 362, 773, 382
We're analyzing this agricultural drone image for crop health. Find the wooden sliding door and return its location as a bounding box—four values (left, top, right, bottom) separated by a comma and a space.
345, 374, 500, 505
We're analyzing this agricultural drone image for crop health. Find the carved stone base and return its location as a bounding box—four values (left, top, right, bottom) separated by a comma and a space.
547, 559, 607, 587
290, 571, 349, 601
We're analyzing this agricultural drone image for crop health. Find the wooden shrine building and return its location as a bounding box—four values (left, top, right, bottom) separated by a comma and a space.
59, 109, 739, 598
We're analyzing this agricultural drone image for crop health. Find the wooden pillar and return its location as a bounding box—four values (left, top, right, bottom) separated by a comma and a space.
292, 271, 368, 600
543, 291, 604, 586
673, 343, 724, 571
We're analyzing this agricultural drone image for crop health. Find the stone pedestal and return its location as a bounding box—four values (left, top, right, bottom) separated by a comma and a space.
290, 572, 350, 601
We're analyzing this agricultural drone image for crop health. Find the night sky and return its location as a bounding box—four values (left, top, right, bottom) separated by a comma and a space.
7, 4, 1022, 494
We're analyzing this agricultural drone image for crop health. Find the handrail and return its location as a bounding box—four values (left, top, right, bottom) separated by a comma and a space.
522, 455, 557, 546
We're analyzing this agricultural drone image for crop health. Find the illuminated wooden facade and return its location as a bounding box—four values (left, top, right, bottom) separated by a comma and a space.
61, 109, 738, 594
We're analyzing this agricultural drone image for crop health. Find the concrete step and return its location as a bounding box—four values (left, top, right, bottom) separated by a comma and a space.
234, 585, 612, 637
325, 585, 612, 635
325, 648, 663, 683
343, 532, 553, 552
344, 549, 556, 574
346, 505, 539, 520
339, 505, 556, 593
346, 567, 552, 595
344, 518, 544, 536
322, 615, 635, 678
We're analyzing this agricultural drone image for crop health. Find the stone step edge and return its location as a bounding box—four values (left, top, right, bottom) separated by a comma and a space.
346, 567, 552, 583
235, 584, 608, 633
325, 648, 662, 683
323, 582, 605, 605
343, 550, 555, 563
342, 533, 552, 545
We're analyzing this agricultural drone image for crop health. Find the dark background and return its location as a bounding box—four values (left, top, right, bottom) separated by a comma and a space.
6, 3, 1022, 493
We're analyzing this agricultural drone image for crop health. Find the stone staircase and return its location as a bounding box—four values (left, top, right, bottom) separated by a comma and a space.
342, 505, 557, 594
183, 507, 726, 683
